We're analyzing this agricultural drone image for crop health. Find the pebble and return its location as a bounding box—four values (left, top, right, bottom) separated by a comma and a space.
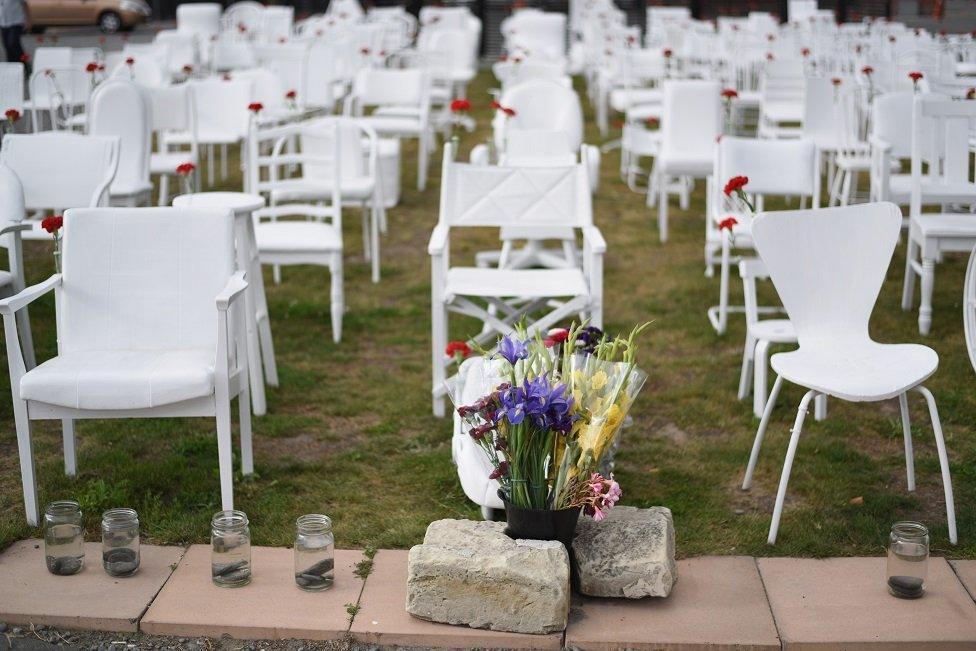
103, 548, 140, 576
46, 555, 84, 575
211, 560, 248, 577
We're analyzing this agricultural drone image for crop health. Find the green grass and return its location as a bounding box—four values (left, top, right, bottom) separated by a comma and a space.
1, 69, 974, 559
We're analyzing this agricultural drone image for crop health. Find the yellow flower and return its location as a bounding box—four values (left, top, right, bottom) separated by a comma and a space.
590, 370, 608, 391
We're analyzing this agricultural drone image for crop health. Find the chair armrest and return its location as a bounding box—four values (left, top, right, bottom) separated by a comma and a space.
581, 226, 607, 254
0, 274, 60, 316
869, 135, 892, 152
215, 271, 248, 312
428, 223, 450, 255
0, 223, 33, 237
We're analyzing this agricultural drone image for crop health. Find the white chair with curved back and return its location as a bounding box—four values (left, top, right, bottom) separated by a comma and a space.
966, 245, 976, 375
0, 207, 252, 527
742, 202, 957, 546
0, 164, 36, 369
88, 79, 153, 207
149, 84, 199, 206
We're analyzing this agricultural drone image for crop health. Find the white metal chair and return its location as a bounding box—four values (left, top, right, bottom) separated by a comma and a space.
1, 207, 251, 526
149, 85, 199, 206
743, 202, 956, 546
0, 133, 119, 239
707, 137, 820, 334
901, 95, 976, 335
429, 142, 605, 416
652, 80, 721, 243
88, 79, 153, 207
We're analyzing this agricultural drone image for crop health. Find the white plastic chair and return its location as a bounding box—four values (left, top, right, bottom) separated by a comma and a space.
1, 207, 251, 526
653, 80, 721, 243
87, 79, 152, 207
0, 133, 119, 239
743, 202, 956, 545
429, 142, 605, 416
708, 137, 820, 335
149, 85, 199, 206
345, 68, 431, 191
901, 95, 976, 335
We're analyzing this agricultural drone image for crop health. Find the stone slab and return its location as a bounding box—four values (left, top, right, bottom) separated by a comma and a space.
759, 556, 976, 650
141, 544, 363, 640
950, 560, 976, 603
351, 549, 564, 650
0, 539, 184, 632
565, 556, 780, 651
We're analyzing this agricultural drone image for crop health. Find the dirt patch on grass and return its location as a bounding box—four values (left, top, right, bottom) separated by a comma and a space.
257, 414, 379, 463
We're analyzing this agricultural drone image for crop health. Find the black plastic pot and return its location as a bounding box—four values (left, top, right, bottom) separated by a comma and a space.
501, 494, 581, 591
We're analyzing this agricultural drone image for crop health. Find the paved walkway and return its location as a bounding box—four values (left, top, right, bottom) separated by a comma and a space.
4, 539, 976, 649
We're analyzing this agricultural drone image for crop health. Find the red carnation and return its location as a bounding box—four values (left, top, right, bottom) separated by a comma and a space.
41, 215, 63, 234
175, 162, 196, 176
248, 102, 263, 113
721, 88, 738, 100
645, 116, 659, 128
546, 327, 569, 343
800, 47, 810, 57
4, 108, 20, 123
19, 53, 29, 63
831, 77, 842, 86
85, 61, 99, 73
861, 66, 874, 76
445, 340, 471, 359
488, 461, 509, 480
718, 216, 738, 232
766, 52, 775, 61
908, 71, 923, 83
490, 100, 502, 110
450, 98, 471, 112
967, 88, 976, 100
285, 89, 297, 100
662, 48, 672, 58
182, 64, 193, 74
724, 175, 749, 196
125, 56, 135, 65
501, 106, 516, 117
360, 47, 370, 55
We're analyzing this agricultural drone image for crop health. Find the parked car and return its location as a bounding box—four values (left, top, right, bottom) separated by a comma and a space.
27, 0, 151, 33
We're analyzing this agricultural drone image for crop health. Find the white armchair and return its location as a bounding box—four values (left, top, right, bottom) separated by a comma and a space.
1, 207, 252, 526
429, 142, 605, 416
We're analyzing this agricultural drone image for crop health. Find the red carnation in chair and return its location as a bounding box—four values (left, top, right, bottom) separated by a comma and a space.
5, 108, 21, 123
450, 98, 471, 112
248, 102, 264, 113
445, 341, 472, 360
721, 88, 738, 100
724, 175, 749, 196
175, 162, 196, 176
41, 215, 63, 234
718, 216, 738, 232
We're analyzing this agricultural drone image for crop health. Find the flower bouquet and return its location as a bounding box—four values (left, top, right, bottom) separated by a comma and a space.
451, 322, 648, 584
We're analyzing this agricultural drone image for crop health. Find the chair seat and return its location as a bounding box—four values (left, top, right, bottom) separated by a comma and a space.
355, 115, 423, 136
255, 221, 342, 253
445, 267, 588, 298
910, 212, 976, 238
610, 88, 661, 112
151, 152, 197, 174
771, 342, 938, 402
166, 129, 240, 146
762, 101, 803, 124
499, 225, 575, 241
659, 151, 712, 176
20, 349, 216, 410
748, 318, 796, 344
269, 177, 375, 202
891, 175, 976, 204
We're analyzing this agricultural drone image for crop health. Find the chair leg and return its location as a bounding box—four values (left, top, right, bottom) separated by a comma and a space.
158, 174, 170, 207
13, 397, 39, 526
431, 301, 448, 417
840, 169, 853, 207
716, 234, 731, 334
331, 253, 344, 343
220, 143, 228, 180
62, 419, 76, 476
273, 265, 282, 285
679, 176, 691, 210
737, 333, 755, 401
361, 209, 371, 262
914, 385, 957, 544
207, 144, 215, 187
753, 339, 770, 418
238, 382, 253, 476
918, 257, 935, 336
417, 134, 428, 192
743, 374, 784, 490
658, 174, 669, 243
902, 237, 918, 311
814, 394, 827, 420
16, 307, 35, 370
370, 202, 380, 284
899, 392, 915, 492
768, 389, 817, 545
215, 392, 235, 511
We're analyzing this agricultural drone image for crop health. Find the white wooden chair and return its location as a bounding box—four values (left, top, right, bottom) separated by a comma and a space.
966, 244, 976, 375
0, 164, 36, 369
743, 202, 956, 545
87, 79, 153, 207
0, 207, 251, 526
0, 133, 119, 240
429, 142, 606, 416
901, 95, 976, 335
149, 85, 199, 206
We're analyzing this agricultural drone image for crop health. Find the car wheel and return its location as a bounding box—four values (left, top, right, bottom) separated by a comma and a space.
99, 11, 122, 33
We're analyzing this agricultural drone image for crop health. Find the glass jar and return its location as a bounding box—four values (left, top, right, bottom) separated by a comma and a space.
887, 521, 929, 599
211, 510, 251, 588
43, 500, 85, 576
294, 514, 334, 592
101, 508, 140, 577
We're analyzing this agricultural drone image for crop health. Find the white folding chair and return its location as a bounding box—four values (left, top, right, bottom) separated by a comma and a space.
1, 207, 251, 526
743, 202, 956, 545
429, 142, 605, 416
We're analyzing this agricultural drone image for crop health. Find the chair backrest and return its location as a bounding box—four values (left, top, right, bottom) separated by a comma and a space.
154, 30, 196, 72
0, 163, 25, 233
0, 133, 119, 211
59, 207, 234, 353
661, 80, 721, 160
149, 84, 195, 135
0, 62, 24, 112
177, 2, 222, 41
714, 137, 820, 210
437, 143, 592, 228
872, 90, 919, 158
353, 68, 426, 108
965, 245, 976, 374
496, 80, 583, 151
252, 45, 306, 103
504, 129, 574, 166
32, 47, 72, 71
213, 39, 257, 71
190, 78, 251, 140
88, 79, 151, 193
910, 95, 976, 215
260, 5, 294, 42
111, 56, 168, 88
750, 202, 902, 347
297, 117, 369, 183
233, 67, 285, 107
801, 76, 842, 144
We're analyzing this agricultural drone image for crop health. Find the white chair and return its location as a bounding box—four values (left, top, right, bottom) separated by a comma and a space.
1, 207, 252, 526
0, 63, 25, 117
88, 79, 153, 207
757, 59, 805, 139
901, 95, 976, 335
154, 30, 197, 77
707, 137, 820, 335
0, 164, 36, 369
966, 245, 976, 375
345, 68, 431, 191
149, 85, 199, 206
177, 3, 222, 50
429, 142, 605, 416
27, 67, 89, 132
653, 80, 721, 243
0, 133, 119, 239
742, 202, 956, 545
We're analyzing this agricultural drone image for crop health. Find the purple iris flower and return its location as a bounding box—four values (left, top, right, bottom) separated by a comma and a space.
497, 335, 529, 365
499, 384, 527, 425
575, 326, 605, 354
